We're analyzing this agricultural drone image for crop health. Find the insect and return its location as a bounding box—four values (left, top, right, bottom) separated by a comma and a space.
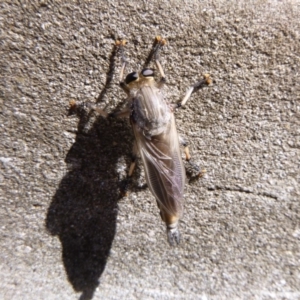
74, 37, 211, 245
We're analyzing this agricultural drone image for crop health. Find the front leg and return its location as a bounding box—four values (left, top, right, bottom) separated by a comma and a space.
153, 36, 167, 88
115, 39, 131, 95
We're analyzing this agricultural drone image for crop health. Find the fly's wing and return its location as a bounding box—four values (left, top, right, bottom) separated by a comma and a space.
132, 115, 186, 217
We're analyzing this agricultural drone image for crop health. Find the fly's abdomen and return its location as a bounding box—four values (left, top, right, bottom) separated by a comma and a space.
132, 115, 185, 245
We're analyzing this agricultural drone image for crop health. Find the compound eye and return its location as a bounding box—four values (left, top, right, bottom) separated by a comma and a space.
141, 68, 154, 77
125, 72, 138, 84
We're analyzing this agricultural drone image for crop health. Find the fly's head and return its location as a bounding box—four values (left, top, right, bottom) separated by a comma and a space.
125, 68, 156, 90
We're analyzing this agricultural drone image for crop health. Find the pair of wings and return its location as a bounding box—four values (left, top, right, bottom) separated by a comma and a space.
132, 114, 186, 217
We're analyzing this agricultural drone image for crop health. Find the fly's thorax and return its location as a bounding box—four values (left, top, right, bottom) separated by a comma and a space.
131, 85, 171, 136
126, 74, 155, 89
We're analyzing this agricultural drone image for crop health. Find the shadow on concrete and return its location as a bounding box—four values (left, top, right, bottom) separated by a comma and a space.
46, 112, 133, 299
46, 44, 133, 300
45, 38, 159, 299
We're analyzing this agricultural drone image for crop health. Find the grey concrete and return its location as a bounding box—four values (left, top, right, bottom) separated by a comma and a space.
1, 1, 300, 299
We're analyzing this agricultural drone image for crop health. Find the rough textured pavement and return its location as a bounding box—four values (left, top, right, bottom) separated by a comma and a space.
1, 1, 300, 299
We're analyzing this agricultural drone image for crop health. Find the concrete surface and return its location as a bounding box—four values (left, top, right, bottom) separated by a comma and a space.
1, 1, 300, 299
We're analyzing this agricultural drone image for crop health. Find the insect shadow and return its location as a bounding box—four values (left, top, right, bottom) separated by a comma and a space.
45, 44, 138, 300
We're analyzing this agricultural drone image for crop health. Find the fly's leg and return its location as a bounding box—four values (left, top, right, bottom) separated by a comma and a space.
68, 41, 129, 118
70, 100, 130, 119
89, 40, 131, 115
177, 74, 212, 108
84, 40, 132, 119
68, 100, 109, 120
179, 137, 206, 179
174, 75, 211, 178
181, 139, 200, 173
116, 39, 130, 95
142, 35, 167, 87
184, 142, 207, 178
149, 36, 167, 88
120, 142, 138, 196
108, 108, 130, 119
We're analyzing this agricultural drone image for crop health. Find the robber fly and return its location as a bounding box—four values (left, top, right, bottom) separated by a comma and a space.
76, 37, 211, 245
